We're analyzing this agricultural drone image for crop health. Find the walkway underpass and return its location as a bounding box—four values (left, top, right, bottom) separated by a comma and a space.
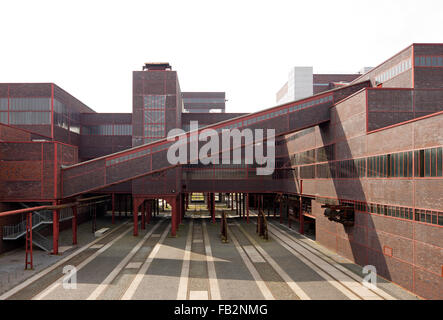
0, 198, 419, 300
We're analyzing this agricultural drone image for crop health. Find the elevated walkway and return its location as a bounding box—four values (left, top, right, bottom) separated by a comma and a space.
61, 81, 370, 198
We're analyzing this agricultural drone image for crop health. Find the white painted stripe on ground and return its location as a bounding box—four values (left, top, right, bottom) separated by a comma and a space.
236, 223, 311, 300
243, 246, 266, 263
121, 223, 171, 300
271, 221, 396, 300
0, 221, 130, 300
202, 220, 221, 300
126, 262, 142, 269
268, 224, 385, 300
87, 220, 163, 300
266, 224, 364, 300
33, 224, 134, 300
228, 228, 274, 300
189, 290, 208, 300
177, 220, 194, 300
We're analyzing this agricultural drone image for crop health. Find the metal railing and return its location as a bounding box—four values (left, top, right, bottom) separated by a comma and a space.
2, 210, 52, 240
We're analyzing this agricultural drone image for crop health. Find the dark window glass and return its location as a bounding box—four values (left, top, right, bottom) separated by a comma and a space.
399, 153, 404, 177
431, 148, 437, 177
437, 147, 442, 176
424, 149, 431, 177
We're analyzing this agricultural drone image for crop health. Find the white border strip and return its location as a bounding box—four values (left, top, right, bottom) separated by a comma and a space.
202, 220, 221, 300
87, 220, 164, 300
121, 223, 171, 300
176, 220, 194, 300
0, 221, 129, 300
33, 225, 133, 300
228, 228, 274, 300
236, 223, 311, 300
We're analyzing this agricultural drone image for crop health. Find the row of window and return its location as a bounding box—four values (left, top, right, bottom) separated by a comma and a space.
316, 199, 443, 226
355, 201, 442, 226
374, 57, 412, 84
288, 145, 335, 166
82, 124, 132, 136
0, 98, 51, 111
216, 95, 332, 132
415, 55, 443, 67
143, 124, 165, 138
414, 147, 443, 177
143, 95, 166, 109
367, 151, 413, 177
144, 110, 165, 123
289, 146, 442, 179
53, 99, 81, 133
0, 111, 51, 125
182, 98, 225, 104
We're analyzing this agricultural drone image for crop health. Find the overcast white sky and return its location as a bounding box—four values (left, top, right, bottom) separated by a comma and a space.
1, 0, 442, 114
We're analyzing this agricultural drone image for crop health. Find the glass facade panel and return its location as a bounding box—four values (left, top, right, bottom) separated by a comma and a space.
143, 95, 166, 143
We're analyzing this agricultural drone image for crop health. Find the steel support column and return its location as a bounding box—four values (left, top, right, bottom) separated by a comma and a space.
52, 208, 59, 255
299, 180, 304, 235
25, 212, 33, 269
171, 197, 178, 237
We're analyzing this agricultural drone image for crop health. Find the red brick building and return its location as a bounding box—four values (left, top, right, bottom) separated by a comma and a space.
0, 44, 442, 299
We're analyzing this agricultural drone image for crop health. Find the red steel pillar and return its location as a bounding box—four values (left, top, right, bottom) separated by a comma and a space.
25, 212, 33, 270
279, 196, 283, 224
171, 197, 177, 237
230, 193, 233, 209
52, 208, 59, 255
72, 206, 78, 245
299, 180, 304, 235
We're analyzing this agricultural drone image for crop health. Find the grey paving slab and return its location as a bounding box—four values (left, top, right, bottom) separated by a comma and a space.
205, 220, 265, 300
2, 216, 130, 300
230, 225, 299, 300
269, 220, 421, 300
239, 221, 349, 300
97, 220, 170, 300
41, 221, 162, 300
129, 221, 190, 300
188, 220, 209, 296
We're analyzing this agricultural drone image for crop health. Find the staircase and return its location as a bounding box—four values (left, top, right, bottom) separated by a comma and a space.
2, 204, 73, 252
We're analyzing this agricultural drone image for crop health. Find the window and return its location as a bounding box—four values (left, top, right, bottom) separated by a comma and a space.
143, 95, 166, 142
415, 147, 442, 177
9, 111, 51, 125
415, 55, 443, 67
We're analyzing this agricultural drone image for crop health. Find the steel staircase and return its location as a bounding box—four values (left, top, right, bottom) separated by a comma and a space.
2, 204, 73, 252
